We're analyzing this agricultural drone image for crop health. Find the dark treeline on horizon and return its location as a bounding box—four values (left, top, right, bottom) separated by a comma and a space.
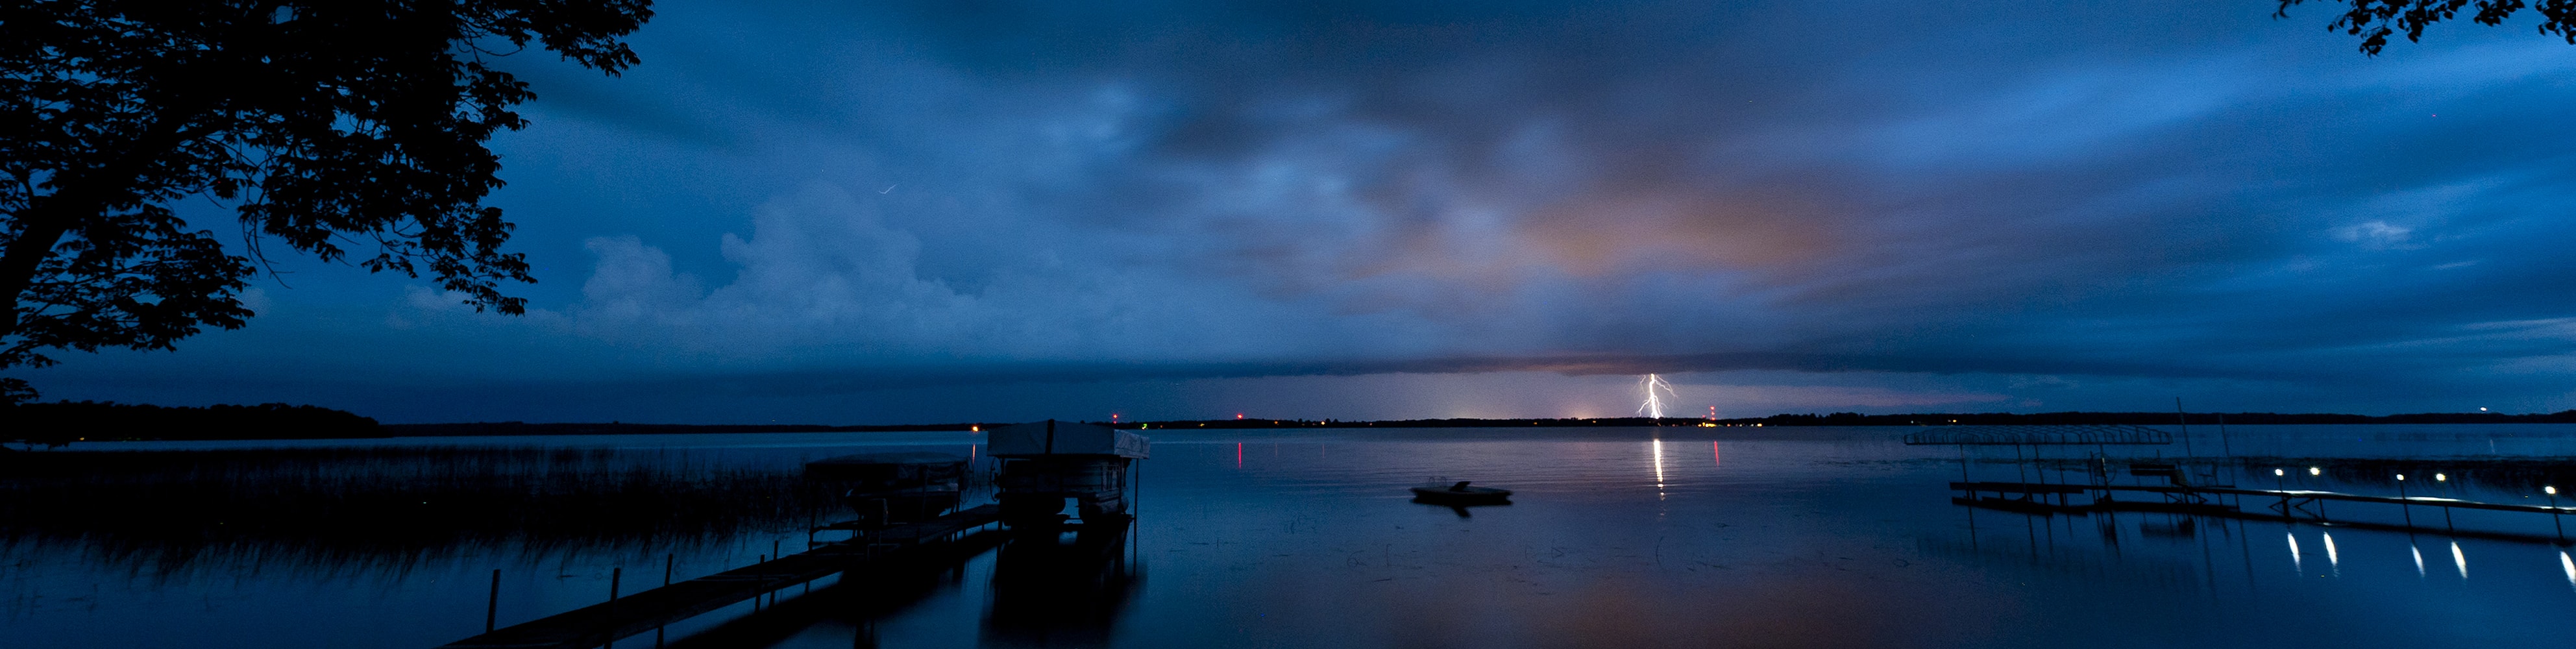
14, 402, 2576, 446
1710, 410, 2576, 426
1131, 410, 2576, 430
5, 401, 382, 446
381, 421, 974, 436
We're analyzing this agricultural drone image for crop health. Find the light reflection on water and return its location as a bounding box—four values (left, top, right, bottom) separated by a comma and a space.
4, 425, 2575, 648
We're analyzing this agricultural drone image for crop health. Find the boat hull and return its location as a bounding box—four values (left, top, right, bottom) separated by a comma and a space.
1410, 485, 1512, 504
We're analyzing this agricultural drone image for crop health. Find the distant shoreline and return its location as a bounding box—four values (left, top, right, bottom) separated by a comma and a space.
387, 410, 2576, 437
12, 400, 2576, 445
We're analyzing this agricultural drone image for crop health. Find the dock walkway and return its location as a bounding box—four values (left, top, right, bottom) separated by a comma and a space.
435, 504, 1001, 649
1951, 481, 2576, 516
1950, 480, 2575, 543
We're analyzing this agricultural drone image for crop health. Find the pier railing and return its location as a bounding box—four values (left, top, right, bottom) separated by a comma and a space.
435, 504, 1003, 649
1949, 480, 2575, 545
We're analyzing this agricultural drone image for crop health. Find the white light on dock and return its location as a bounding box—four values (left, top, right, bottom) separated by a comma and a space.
2309, 467, 2321, 476
2549, 485, 2559, 495
2451, 541, 2468, 580
2274, 469, 2285, 476
2396, 474, 2406, 481
2435, 473, 2447, 482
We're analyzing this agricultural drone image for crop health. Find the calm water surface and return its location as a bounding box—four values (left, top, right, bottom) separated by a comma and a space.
7, 425, 2576, 648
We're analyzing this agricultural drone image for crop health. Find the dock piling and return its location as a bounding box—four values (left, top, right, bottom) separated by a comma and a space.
485, 569, 500, 633
2396, 474, 2413, 526
2550, 487, 2564, 542
606, 567, 622, 649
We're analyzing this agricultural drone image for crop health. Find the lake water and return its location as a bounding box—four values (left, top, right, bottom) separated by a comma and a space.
6, 425, 2575, 648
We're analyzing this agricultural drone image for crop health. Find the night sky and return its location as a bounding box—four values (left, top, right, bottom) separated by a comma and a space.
31, 1, 2576, 423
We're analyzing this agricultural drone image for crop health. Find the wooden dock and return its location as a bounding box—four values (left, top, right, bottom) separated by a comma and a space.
1952, 481, 2576, 516
1950, 480, 2576, 543
435, 504, 1002, 649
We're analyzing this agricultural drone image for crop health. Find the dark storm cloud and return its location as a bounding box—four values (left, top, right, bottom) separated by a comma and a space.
382, 0, 2576, 378
626, 350, 2246, 398
32, 1, 2576, 420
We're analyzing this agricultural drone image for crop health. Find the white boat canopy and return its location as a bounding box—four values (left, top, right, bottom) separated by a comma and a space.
988, 419, 1151, 459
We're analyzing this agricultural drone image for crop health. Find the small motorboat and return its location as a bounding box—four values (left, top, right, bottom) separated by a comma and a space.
1410, 480, 1512, 504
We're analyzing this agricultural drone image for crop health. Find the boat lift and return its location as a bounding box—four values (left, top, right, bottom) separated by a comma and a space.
987, 420, 1150, 528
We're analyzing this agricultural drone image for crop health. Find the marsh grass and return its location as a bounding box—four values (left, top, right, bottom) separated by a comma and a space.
0, 447, 829, 576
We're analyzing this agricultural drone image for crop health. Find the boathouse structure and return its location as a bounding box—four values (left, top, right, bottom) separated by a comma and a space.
989, 419, 1149, 527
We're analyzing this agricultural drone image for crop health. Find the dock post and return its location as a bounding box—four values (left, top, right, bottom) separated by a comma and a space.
2396, 474, 2413, 526
485, 569, 500, 633
663, 554, 674, 587
2174, 398, 2195, 463
2013, 444, 2027, 484
2216, 413, 2233, 474
2549, 487, 2563, 542
606, 567, 622, 649
1957, 444, 1969, 483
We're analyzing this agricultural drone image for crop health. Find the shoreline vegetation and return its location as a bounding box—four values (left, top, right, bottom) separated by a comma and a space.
10, 400, 2576, 445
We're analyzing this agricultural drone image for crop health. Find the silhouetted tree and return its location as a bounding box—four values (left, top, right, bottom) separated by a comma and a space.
0, 1, 655, 404
2277, 0, 2576, 54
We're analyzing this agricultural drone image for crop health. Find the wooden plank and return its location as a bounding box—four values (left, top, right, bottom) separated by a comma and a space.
435, 504, 1001, 649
